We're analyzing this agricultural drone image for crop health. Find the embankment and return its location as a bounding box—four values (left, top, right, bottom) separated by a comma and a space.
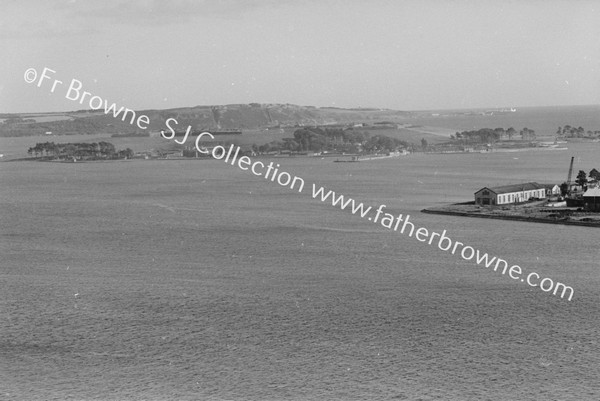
422, 206, 600, 228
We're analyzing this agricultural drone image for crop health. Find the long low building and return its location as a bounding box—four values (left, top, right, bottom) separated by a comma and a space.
474, 182, 546, 206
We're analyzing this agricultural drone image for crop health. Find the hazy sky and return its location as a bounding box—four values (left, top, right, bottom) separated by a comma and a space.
2, 0, 599, 113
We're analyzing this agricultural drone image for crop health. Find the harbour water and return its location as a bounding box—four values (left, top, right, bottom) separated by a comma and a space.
1, 128, 600, 399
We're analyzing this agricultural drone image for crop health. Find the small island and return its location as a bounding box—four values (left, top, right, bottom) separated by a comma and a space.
26, 141, 134, 161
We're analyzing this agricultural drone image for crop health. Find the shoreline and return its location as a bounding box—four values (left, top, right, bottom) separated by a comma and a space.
422, 205, 600, 228
425, 146, 569, 155
3, 152, 407, 163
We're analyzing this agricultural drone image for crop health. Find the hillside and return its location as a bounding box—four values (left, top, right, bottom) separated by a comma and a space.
0, 104, 414, 137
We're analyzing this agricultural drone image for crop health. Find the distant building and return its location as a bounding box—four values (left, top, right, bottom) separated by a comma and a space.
542, 184, 561, 196
583, 188, 600, 211
474, 182, 546, 206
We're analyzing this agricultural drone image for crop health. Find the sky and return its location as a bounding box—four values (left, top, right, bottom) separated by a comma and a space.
1, 0, 599, 113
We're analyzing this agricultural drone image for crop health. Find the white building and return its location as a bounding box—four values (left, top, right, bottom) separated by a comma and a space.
474, 182, 546, 206
543, 184, 561, 196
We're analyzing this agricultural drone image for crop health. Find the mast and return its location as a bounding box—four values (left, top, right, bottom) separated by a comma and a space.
566, 156, 574, 188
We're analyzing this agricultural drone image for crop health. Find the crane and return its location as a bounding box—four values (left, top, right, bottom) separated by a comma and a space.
566, 156, 575, 196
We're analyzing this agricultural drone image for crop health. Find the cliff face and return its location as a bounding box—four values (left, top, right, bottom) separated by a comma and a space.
0, 104, 412, 136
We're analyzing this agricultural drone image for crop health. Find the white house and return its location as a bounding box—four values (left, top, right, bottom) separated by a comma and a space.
474, 182, 546, 206
543, 184, 561, 196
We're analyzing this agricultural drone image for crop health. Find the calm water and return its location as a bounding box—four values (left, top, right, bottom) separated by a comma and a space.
1, 132, 600, 398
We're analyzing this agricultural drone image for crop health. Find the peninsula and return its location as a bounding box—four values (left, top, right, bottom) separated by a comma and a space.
423, 175, 600, 228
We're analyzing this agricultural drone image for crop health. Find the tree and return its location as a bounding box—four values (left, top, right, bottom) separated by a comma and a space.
98, 141, 116, 157
282, 138, 300, 151
43, 142, 58, 157
519, 128, 536, 141
345, 130, 366, 144
589, 168, 600, 181
64, 144, 77, 157
421, 138, 428, 150
507, 127, 516, 140
91, 142, 100, 157
33, 143, 44, 157
576, 170, 588, 189
122, 148, 134, 158
293, 129, 315, 151
560, 182, 569, 196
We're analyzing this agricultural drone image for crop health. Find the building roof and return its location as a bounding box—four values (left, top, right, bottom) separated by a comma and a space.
475, 182, 544, 195
541, 183, 559, 189
583, 188, 600, 197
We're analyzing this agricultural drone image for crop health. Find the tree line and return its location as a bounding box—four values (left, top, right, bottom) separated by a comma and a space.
576, 168, 600, 188
27, 141, 133, 160
557, 126, 600, 138
560, 168, 600, 195
450, 127, 536, 143
255, 128, 411, 154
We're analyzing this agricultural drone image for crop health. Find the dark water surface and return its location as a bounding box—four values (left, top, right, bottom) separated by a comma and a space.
1, 140, 599, 400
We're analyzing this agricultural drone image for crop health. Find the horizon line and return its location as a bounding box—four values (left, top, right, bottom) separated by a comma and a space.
3, 103, 600, 116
